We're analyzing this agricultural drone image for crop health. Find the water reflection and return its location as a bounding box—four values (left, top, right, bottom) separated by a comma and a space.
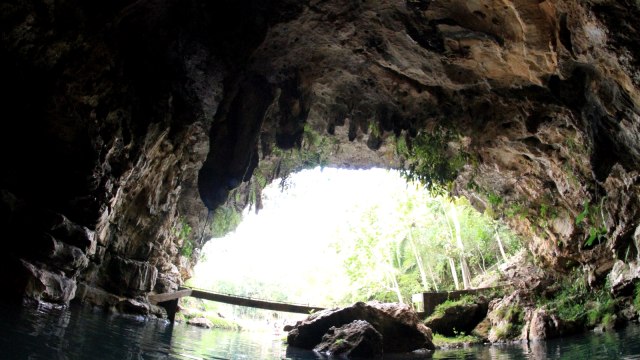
1, 302, 640, 359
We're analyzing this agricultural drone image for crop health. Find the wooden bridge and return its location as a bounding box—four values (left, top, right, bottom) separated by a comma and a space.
148, 287, 325, 322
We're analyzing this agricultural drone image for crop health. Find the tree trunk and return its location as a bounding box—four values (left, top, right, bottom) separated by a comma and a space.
425, 258, 439, 291
449, 205, 472, 289
407, 231, 430, 290
495, 229, 508, 262
387, 271, 404, 304
476, 243, 487, 273
448, 257, 460, 290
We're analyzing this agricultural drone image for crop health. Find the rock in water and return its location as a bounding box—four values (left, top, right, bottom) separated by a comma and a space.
187, 317, 213, 329
425, 297, 489, 336
286, 301, 434, 353
314, 320, 383, 357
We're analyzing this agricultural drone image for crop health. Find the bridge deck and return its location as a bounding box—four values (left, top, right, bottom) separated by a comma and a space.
190, 289, 324, 314
148, 288, 325, 315
148, 289, 193, 304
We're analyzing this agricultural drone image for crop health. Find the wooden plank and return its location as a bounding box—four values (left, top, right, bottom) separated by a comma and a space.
148, 289, 193, 304
190, 289, 324, 314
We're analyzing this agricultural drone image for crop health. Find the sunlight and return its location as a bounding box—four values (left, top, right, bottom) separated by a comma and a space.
191, 167, 411, 306
188, 166, 521, 323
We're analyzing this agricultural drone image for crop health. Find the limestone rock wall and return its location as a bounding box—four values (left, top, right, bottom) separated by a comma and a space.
0, 0, 278, 304
215, 0, 640, 278
1, 0, 640, 307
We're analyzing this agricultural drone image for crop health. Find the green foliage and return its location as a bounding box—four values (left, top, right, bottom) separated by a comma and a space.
303, 123, 322, 147
429, 295, 475, 319
539, 203, 549, 218
575, 200, 608, 247
300, 123, 335, 169
504, 202, 527, 219
492, 322, 520, 340
491, 304, 524, 340
536, 269, 616, 327
187, 276, 291, 321
178, 304, 241, 331
210, 206, 242, 238
368, 121, 381, 138
495, 304, 524, 324
208, 316, 241, 330
535, 202, 558, 230
431, 333, 481, 347
175, 217, 194, 257
395, 134, 410, 158
335, 184, 522, 304
487, 193, 503, 208
634, 282, 640, 312
400, 127, 469, 188
586, 297, 616, 328
181, 239, 194, 257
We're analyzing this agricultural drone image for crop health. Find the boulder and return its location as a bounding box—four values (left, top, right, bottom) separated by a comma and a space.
609, 260, 640, 297
42, 233, 89, 274
522, 309, 581, 341
314, 320, 383, 358
74, 282, 123, 308
117, 298, 151, 315
105, 256, 158, 296
425, 297, 489, 336
286, 301, 434, 353
188, 317, 213, 328
20, 259, 77, 304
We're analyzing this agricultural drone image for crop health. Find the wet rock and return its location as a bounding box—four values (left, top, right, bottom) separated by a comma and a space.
2, 0, 640, 323
188, 317, 213, 329
287, 301, 434, 353
425, 297, 489, 336
487, 292, 525, 342
105, 256, 158, 297
619, 303, 638, 322
609, 260, 640, 297
603, 166, 640, 260
74, 282, 123, 308
522, 309, 581, 341
154, 262, 182, 293
471, 317, 491, 340
313, 320, 383, 358
117, 298, 151, 316
45, 211, 97, 256
150, 304, 169, 319
41, 233, 89, 274
19, 260, 77, 304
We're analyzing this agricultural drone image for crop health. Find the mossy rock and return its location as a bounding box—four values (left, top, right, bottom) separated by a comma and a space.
425, 297, 489, 336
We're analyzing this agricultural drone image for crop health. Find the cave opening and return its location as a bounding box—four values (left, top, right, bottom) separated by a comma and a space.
185, 167, 521, 328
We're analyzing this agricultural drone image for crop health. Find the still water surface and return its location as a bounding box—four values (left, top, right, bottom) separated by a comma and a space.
1, 302, 640, 359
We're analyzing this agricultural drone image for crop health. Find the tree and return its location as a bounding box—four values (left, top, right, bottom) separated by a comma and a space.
335, 179, 522, 303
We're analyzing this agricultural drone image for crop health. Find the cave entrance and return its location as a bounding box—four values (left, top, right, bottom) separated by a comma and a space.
185, 167, 520, 328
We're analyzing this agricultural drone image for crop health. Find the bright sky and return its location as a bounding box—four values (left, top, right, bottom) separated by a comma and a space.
191, 167, 416, 305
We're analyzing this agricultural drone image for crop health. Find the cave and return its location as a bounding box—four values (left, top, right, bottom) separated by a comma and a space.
2, 0, 640, 346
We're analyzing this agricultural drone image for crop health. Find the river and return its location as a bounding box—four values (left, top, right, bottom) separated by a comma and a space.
1, 302, 640, 359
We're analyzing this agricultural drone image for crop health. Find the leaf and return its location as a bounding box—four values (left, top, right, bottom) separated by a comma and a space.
575, 202, 590, 226
585, 228, 598, 246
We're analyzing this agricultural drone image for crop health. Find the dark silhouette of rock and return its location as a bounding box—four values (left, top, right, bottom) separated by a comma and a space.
314, 320, 383, 358
2, 1, 640, 336
286, 301, 434, 353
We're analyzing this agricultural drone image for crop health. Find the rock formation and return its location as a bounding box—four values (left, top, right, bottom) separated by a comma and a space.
313, 320, 384, 357
286, 301, 435, 353
1, 0, 640, 338
425, 296, 489, 336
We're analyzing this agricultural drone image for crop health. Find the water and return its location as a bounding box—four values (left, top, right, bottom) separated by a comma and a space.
1, 302, 640, 359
